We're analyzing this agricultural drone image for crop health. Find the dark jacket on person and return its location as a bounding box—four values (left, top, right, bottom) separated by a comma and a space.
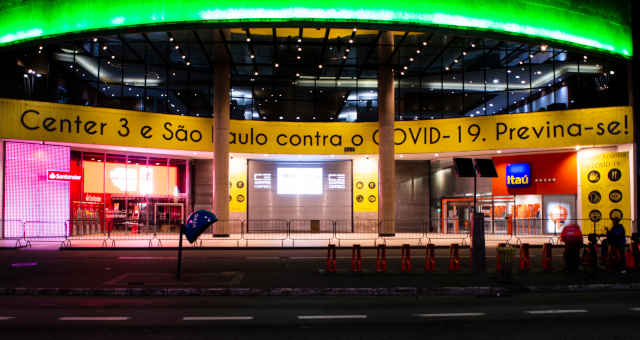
608, 223, 626, 247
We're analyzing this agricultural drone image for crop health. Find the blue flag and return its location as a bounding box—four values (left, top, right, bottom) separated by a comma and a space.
184, 210, 217, 243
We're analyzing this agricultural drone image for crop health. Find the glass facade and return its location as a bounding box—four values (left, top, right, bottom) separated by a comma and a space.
1, 27, 628, 123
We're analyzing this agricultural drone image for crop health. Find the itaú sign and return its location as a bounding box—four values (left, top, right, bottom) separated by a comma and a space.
47, 170, 81, 182
506, 163, 531, 188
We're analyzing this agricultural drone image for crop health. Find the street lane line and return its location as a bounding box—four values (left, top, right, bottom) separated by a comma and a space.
0, 316, 15, 320
245, 256, 280, 260
58, 317, 131, 321
183, 316, 254, 321
525, 309, 588, 315
117, 257, 175, 260
298, 315, 367, 320
413, 313, 486, 318
629, 308, 640, 312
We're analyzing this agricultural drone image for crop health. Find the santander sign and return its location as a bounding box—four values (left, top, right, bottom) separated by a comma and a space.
47, 170, 81, 182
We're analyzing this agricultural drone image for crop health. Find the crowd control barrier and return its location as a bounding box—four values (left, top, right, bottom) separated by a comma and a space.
449, 244, 461, 271
542, 243, 553, 272
519, 243, 531, 272
326, 244, 337, 273
351, 244, 362, 272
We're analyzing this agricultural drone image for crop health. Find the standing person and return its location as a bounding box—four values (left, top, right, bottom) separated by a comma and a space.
608, 220, 627, 273
560, 223, 583, 273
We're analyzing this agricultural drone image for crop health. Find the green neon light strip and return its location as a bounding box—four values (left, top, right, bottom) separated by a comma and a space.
0, 1, 632, 57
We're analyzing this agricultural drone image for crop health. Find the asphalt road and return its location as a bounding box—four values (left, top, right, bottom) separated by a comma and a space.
0, 292, 639, 339
0, 247, 635, 289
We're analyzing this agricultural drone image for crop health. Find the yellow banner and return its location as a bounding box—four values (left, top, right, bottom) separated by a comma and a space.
0, 99, 633, 154
580, 151, 631, 235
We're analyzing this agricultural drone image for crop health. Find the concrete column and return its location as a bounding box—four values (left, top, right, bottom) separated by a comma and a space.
213, 29, 230, 236
378, 31, 395, 236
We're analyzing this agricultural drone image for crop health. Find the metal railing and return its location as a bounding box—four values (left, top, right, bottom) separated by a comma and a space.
2, 217, 634, 248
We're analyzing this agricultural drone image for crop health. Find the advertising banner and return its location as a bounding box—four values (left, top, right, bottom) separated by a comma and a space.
580, 151, 631, 235
0, 99, 633, 155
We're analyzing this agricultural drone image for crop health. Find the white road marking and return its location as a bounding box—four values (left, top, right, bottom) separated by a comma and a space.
413, 313, 486, 318
525, 309, 588, 315
629, 308, 640, 312
117, 257, 175, 260
245, 256, 280, 260
0, 316, 15, 320
297, 315, 367, 320
183, 316, 254, 321
58, 316, 131, 321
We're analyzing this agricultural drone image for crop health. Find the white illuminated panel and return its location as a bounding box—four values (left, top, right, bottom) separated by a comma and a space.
328, 173, 346, 189
277, 168, 323, 195
253, 173, 272, 189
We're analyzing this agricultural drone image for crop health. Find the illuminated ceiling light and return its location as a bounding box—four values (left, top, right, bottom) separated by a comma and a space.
110, 55, 115, 59
345, 48, 350, 52
297, 38, 302, 43
181, 55, 186, 59
444, 66, 450, 71
274, 63, 279, 68
186, 61, 191, 66
246, 37, 251, 42
279, 116, 283, 120
583, 55, 588, 59
353, 27, 357, 32
515, 75, 520, 79
540, 45, 548, 51
295, 72, 300, 77
92, 37, 98, 42
416, 49, 421, 54
492, 78, 499, 84
409, 57, 414, 62
454, 59, 459, 63
318, 64, 323, 69
296, 55, 301, 60
348, 39, 354, 44
400, 71, 405, 76
174, 45, 179, 50
254, 71, 259, 76
471, 42, 476, 48
462, 51, 467, 55
520, 80, 526, 84
342, 55, 347, 59
496, 150, 502, 154
297, 47, 302, 51
435, 153, 439, 157
169, 36, 174, 42
507, 69, 512, 73
519, 60, 524, 65
575, 145, 581, 150
422, 41, 428, 46
38, 45, 43, 50
610, 70, 615, 75
250, 54, 255, 59
313, 116, 317, 120
403, 65, 408, 70
529, 54, 534, 58
102, 45, 108, 50
489, 103, 494, 107
296, 116, 300, 120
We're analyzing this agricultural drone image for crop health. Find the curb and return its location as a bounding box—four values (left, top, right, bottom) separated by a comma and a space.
0, 284, 637, 297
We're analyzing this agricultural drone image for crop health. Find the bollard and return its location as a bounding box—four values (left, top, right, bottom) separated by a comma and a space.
519, 243, 531, 272
424, 244, 436, 271
401, 244, 412, 272
376, 244, 387, 272
448, 243, 461, 271
326, 244, 337, 273
625, 244, 635, 270
542, 243, 553, 272
496, 243, 507, 272
352, 244, 362, 272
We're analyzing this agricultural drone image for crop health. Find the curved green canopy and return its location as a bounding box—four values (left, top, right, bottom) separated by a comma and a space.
0, 0, 632, 57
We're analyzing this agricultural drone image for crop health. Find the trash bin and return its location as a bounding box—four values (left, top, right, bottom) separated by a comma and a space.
497, 246, 516, 282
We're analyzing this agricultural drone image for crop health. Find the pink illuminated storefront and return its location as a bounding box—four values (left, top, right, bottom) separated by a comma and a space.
2, 141, 189, 239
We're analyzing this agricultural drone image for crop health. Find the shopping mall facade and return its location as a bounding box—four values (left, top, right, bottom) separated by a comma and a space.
0, 0, 636, 246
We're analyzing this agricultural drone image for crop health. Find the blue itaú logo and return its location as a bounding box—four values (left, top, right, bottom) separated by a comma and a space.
506, 163, 531, 188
